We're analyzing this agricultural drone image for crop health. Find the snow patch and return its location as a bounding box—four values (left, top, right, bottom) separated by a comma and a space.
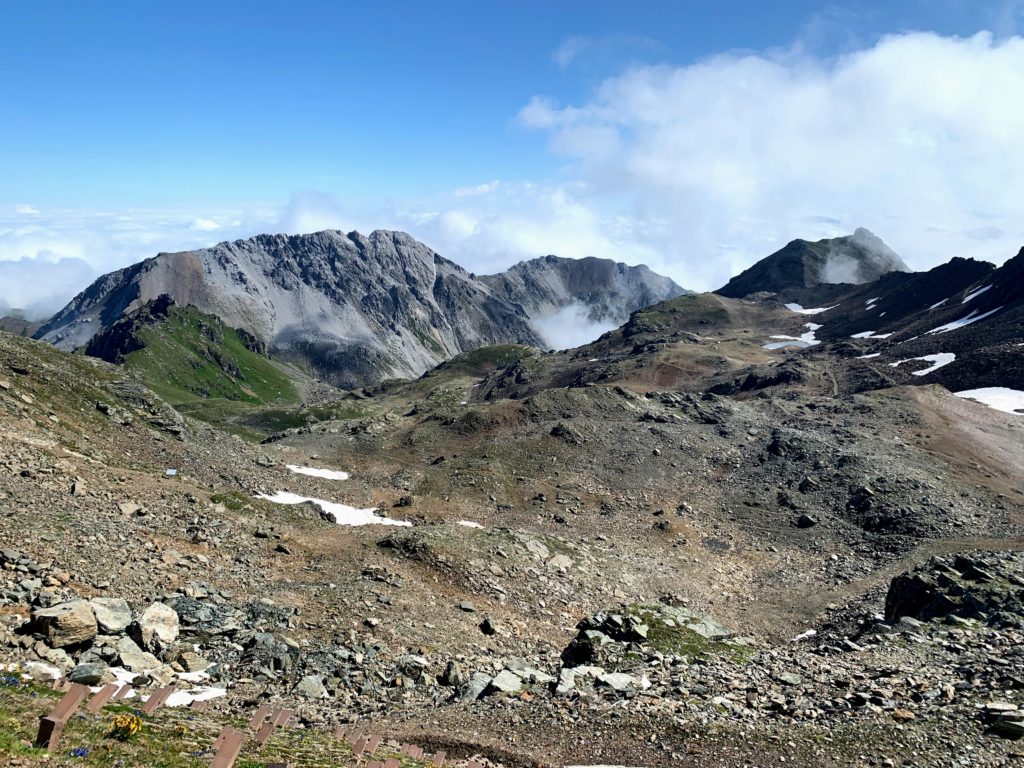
856, 353, 881, 359
962, 285, 992, 304
889, 353, 956, 376
286, 465, 350, 481
257, 491, 411, 527
784, 303, 837, 315
850, 331, 893, 339
457, 520, 484, 529
764, 322, 822, 350
927, 306, 1003, 334
164, 686, 227, 708
954, 387, 1024, 415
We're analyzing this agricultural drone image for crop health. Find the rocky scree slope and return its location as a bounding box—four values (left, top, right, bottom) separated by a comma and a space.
36, 230, 683, 388
3, 313, 1024, 765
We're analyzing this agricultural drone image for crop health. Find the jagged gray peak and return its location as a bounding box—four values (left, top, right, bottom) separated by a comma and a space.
479, 255, 687, 346
717, 228, 910, 298
36, 230, 544, 388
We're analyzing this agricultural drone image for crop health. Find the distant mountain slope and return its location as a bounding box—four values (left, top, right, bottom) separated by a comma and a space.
35, 230, 688, 388
36, 230, 545, 388
717, 228, 909, 298
0, 316, 40, 337
479, 254, 686, 346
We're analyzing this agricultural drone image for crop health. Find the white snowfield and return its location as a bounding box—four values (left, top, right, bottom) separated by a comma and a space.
784, 303, 838, 315
889, 353, 956, 377
954, 387, 1024, 415
457, 520, 485, 529
851, 331, 893, 339
286, 465, 350, 480
927, 306, 1003, 334
257, 490, 411, 526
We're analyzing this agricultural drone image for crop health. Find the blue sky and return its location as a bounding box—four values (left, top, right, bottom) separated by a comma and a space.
3, 1, 1024, 314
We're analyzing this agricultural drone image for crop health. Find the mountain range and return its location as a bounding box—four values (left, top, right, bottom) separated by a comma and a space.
34, 230, 684, 389
24, 225, 1024, 403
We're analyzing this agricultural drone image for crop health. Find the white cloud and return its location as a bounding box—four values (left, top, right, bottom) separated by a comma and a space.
453, 180, 500, 197
554, 36, 589, 68
14, 204, 40, 216
187, 217, 222, 231
533, 303, 618, 349
521, 31, 1024, 289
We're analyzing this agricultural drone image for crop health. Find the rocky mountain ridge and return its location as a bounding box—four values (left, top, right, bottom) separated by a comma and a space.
35, 230, 685, 388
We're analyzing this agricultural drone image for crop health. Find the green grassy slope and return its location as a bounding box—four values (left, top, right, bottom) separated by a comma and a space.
120, 307, 299, 406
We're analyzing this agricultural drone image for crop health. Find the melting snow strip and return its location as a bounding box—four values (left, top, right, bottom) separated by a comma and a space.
784, 303, 838, 315
926, 306, 1003, 334
857, 353, 881, 359
457, 520, 485, 529
257, 491, 411, 526
929, 298, 949, 310
954, 387, 1024, 415
286, 465, 350, 481
889, 353, 956, 376
850, 331, 893, 339
962, 285, 992, 304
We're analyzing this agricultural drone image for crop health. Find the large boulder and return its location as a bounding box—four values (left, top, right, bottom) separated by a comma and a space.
116, 636, 161, 672
561, 603, 747, 669
90, 597, 132, 634
133, 602, 179, 652
31, 600, 97, 647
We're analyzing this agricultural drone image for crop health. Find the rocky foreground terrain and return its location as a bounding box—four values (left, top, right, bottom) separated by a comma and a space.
1, 232, 1023, 767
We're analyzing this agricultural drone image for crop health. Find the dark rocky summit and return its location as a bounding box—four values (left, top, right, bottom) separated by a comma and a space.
717, 228, 910, 298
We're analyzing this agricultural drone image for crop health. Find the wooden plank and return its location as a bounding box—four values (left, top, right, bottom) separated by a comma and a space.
365, 735, 381, 754
270, 708, 293, 727
35, 683, 90, 750
353, 736, 368, 755
212, 726, 231, 751
141, 685, 174, 714
383, 760, 401, 768
254, 721, 275, 745
211, 727, 246, 768
248, 706, 270, 731
85, 683, 119, 714
332, 725, 348, 740
112, 684, 132, 701
431, 750, 447, 765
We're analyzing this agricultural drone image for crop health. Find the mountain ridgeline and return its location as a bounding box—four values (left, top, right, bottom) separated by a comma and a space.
717, 228, 910, 298
36, 230, 685, 389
